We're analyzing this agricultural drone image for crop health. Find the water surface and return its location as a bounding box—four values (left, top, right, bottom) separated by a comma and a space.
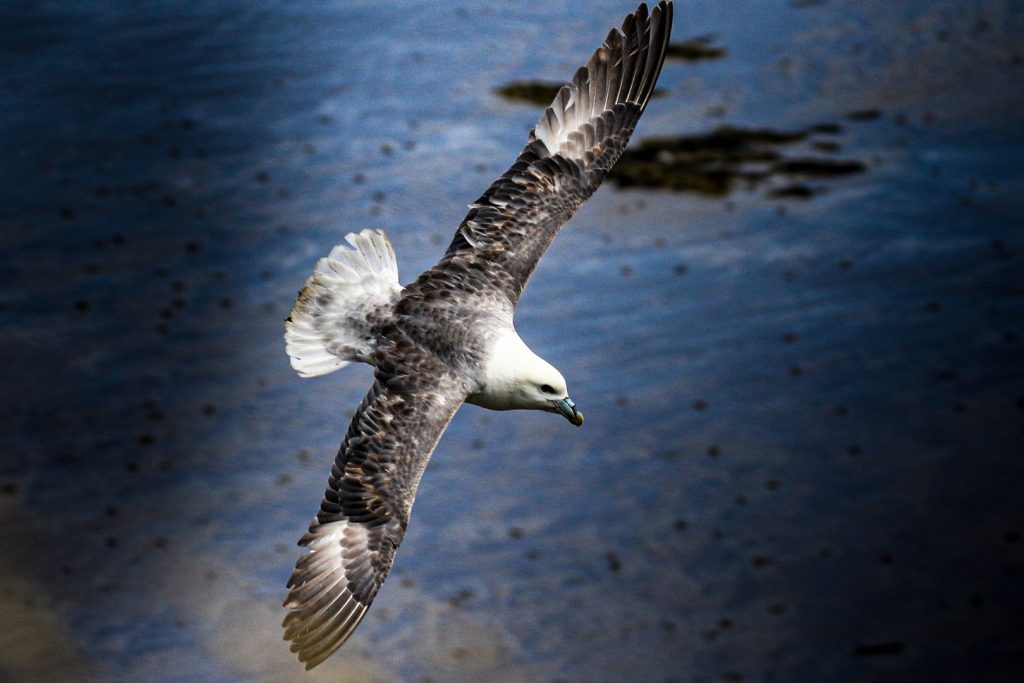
1, 1, 1022, 681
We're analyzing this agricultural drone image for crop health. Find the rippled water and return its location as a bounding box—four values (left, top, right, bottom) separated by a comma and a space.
2, 1, 1023, 681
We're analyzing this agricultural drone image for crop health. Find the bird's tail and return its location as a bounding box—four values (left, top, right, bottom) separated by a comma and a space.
285, 229, 402, 378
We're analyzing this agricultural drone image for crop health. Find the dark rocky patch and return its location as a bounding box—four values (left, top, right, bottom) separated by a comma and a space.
852, 642, 904, 656
610, 124, 865, 197
605, 551, 622, 573
768, 184, 824, 199
773, 158, 866, 177
494, 81, 564, 106
448, 588, 473, 608
665, 35, 727, 62
847, 109, 881, 121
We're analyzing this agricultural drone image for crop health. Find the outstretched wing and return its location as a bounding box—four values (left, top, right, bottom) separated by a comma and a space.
282, 342, 466, 669
440, 1, 672, 305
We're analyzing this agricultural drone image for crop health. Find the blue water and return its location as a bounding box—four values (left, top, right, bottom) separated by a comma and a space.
2, 1, 1023, 681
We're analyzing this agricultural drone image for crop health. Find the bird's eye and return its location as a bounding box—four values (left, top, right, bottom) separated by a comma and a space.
540, 384, 556, 394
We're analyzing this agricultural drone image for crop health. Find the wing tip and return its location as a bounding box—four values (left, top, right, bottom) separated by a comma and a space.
284, 524, 368, 667
284, 516, 402, 669
530, 1, 673, 159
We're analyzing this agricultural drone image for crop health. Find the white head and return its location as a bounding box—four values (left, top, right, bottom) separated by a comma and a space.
467, 328, 584, 426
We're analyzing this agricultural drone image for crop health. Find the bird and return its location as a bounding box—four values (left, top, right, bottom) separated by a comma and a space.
281, 1, 672, 669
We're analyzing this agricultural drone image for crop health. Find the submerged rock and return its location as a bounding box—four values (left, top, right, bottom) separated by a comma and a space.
494, 81, 564, 106
610, 124, 865, 197
666, 35, 728, 62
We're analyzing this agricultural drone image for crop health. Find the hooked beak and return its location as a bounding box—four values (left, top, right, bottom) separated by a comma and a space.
553, 397, 584, 427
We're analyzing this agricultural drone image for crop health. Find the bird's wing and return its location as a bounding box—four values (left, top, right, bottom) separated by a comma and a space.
282, 343, 466, 669
437, 1, 672, 305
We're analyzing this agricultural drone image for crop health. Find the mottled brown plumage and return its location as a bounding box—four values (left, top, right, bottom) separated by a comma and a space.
282, 2, 672, 669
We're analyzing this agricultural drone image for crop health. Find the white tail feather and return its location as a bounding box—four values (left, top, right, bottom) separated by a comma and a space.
285, 229, 401, 378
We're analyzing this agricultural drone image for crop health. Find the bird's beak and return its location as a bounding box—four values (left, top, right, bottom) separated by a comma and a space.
553, 397, 584, 427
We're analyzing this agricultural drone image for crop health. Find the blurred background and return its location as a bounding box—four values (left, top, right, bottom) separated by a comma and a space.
1, 1, 1022, 681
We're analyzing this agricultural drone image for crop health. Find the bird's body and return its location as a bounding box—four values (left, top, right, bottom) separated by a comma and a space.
282, 2, 673, 669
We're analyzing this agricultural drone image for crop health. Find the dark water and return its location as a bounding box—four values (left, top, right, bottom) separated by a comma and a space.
2, 1, 1023, 681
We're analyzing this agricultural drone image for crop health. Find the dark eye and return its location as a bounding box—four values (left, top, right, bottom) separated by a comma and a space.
540, 384, 556, 394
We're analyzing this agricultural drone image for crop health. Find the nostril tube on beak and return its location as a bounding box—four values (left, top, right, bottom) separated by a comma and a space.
554, 398, 584, 426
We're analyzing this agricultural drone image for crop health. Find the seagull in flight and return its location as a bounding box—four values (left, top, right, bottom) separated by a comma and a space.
282, 1, 673, 668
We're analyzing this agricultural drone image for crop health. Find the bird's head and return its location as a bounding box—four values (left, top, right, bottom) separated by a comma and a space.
471, 329, 584, 426
516, 358, 584, 427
